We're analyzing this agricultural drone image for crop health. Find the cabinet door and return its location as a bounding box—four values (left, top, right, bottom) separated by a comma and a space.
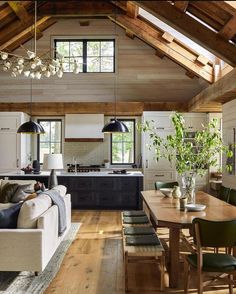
96, 191, 120, 207
70, 177, 94, 190
145, 130, 174, 170
0, 133, 18, 170
71, 191, 96, 208
0, 116, 19, 132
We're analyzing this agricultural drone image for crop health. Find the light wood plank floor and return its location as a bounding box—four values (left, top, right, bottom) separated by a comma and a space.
44, 211, 232, 294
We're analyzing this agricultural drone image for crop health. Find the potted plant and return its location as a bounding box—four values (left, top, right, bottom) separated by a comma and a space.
139, 112, 233, 203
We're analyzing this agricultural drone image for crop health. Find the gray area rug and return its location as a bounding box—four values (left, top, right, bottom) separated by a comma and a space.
0, 223, 81, 294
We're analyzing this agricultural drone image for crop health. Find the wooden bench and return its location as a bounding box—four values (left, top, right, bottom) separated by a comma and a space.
121, 213, 166, 292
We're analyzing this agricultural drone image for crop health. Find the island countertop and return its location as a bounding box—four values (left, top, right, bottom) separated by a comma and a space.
0, 171, 143, 177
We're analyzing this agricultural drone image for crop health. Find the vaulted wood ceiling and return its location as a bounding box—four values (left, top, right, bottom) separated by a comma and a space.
0, 1, 236, 113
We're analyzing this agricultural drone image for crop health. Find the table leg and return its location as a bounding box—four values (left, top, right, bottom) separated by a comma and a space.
169, 227, 180, 288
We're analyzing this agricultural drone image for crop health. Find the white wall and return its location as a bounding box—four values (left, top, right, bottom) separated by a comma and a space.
222, 99, 236, 189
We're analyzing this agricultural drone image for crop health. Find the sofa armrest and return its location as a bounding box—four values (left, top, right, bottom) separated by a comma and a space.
0, 229, 44, 271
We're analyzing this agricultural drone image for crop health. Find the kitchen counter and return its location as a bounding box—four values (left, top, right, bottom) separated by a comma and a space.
0, 171, 143, 210
0, 171, 143, 177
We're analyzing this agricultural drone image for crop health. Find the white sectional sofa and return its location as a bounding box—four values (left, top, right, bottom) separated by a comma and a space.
0, 179, 71, 274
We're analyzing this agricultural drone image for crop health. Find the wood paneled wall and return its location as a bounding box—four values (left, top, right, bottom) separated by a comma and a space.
222, 99, 236, 189
0, 18, 208, 105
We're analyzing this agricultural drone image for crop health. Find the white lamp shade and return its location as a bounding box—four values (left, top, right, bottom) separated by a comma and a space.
43, 153, 63, 170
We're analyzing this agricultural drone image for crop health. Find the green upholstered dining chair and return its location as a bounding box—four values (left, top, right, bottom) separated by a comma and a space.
184, 218, 236, 294
228, 188, 236, 206
217, 185, 230, 202
155, 181, 179, 190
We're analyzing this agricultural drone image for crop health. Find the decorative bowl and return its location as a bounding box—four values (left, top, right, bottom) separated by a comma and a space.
160, 188, 173, 197
185, 204, 206, 212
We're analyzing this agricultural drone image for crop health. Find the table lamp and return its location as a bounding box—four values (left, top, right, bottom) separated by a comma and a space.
43, 153, 64, 189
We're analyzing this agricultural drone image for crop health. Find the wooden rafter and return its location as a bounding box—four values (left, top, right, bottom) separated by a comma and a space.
8, 1, 31, 24
109, 14, 214, 83
0, 16, 56, 51
0, 102, 187, 116
126, 1, 138, 18
134, 1, 236, 66
188, 67, 236, 112
219, 13, 236, 40
174, 1, 189, 12
0, 1, 31, 29
37, 1, 124, 17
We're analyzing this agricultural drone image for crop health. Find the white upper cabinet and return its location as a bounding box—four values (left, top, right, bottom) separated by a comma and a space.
65, 114, 104, 140
181, 113, 207, 131
0, 112, 30, 171
142, 111, 174, 130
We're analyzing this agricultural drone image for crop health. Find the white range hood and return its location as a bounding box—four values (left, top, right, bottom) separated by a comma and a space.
65, 114, 104, 142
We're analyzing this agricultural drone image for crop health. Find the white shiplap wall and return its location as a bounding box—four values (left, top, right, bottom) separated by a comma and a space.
222, 99, 236, 189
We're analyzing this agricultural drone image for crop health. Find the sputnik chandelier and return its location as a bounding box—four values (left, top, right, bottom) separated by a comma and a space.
0, 2, 80, 80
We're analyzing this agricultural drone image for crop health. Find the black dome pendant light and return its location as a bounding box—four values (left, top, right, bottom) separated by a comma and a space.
17, 1, 45, 135
102, 2, 129, 134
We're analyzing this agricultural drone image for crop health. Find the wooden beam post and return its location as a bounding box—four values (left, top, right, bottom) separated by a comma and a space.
126, 1, 138, 18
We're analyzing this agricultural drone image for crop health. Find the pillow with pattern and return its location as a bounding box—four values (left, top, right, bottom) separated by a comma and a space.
11, 184, 33, 203
0, 183, 18, 203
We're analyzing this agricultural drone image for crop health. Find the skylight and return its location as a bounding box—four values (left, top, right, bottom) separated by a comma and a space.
139, 8, 217, 63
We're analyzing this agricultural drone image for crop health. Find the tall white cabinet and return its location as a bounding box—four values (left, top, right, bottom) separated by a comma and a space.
142, 111, 208, 191
142, 112, 176, 190
0, 112, 30, 171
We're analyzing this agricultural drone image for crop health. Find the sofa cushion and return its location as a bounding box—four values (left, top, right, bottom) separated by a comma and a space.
0, 203, 22, 228
11, 184, 33, 203
0, 203, 15, 210
0, 183, 18, 203
17, 194, 52, 229
52, 185, 67, 197
1, 179, 36, 191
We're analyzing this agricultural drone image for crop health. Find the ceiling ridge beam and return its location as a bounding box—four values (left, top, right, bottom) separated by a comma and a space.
134, 1, 236, 66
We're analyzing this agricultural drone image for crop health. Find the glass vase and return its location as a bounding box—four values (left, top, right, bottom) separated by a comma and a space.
181, 172, 196, 204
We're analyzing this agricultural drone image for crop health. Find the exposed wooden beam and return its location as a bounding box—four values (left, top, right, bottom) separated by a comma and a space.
161, 32, 174, 43
109, 14, 214, 83
196, 55, 209, 66
0, 102, 187, 115
185, 71, 195, 79
174, 1, 189, 12
134, 1, 236, 66
219, 13, 236, 40
37, 1, 124, 16
8, 1, 31, 24
125, 29, 134, 39
0, 16, 56, 51
0, 1, 31, 29
126, 1, 138, 18
155, 49, 165, 59
188, 67, 236, 111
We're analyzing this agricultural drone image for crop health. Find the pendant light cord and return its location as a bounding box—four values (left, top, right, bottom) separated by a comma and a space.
114, 1, 117, 119
34, 1, 37, 55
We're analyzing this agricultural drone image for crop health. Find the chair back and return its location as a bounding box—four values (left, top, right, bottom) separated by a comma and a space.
228, 188, 236, 206
193, 218, 236, 248
155, 181, 179, 190
218, 185, 230, 202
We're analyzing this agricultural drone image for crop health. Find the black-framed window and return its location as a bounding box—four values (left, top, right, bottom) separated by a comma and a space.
37, 119, 62, 164
54, 39, 115, 73
111, 119, 135, 165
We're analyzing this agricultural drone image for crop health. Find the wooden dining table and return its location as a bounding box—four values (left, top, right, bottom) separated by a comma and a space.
141, 190, 236, 288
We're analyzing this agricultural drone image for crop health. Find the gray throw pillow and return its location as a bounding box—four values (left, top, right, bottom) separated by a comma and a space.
0, 183, 19, 203
11, 184, 33, 203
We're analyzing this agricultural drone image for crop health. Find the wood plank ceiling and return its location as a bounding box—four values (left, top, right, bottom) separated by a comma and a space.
0, 1, 236, 113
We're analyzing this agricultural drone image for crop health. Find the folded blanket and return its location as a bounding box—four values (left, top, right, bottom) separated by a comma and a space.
43, 190, 67, 236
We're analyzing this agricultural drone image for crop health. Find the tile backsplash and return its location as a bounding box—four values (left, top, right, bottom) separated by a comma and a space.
64, 140, 109, 166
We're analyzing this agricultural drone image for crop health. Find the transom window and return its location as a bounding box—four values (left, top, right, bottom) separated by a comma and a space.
54, 39, 115, 73
37, 119, 62, 164
111, 119, 135, 165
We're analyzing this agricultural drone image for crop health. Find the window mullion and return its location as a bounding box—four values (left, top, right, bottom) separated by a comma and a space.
83, 40, 87, 73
